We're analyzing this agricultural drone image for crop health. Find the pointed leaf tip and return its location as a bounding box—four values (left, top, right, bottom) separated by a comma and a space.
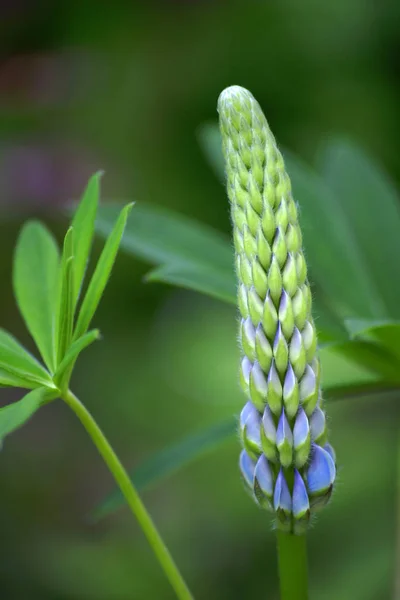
0, 387, 55, 442
74, 202, 133, 339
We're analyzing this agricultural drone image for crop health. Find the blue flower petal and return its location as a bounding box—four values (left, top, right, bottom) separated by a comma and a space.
276, 410, 293, 448
240, 401, 256, 430
262, 405, 276, 444
306, 444, 336, 495
254, 455, 274, 499
293, 407, 309, 449
239, 450, 256, 488
292, 470, 310, 518
324, 443, 336, 464
274, 469, 292, 513
310, 407, 326, 441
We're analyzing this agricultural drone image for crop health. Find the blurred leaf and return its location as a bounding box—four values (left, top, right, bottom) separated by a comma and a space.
74, 203, 133, 339
319, 139, 400, 319
284, 152, 388, 320
146, 263, 235, 304
56, 227, 75, 364
321, 339, 400, 388
311, 543, 391, 600
96, 202, 233, 273
90, 418, 236, 522
345, 319, 400, 363
71, 172, 101, 304
0, 387, 53, 441
54, 329, 100, 389
96, 202, 235, 304
344, 318, 393, 338
13, 221, 60, 373
0, 329, 53, 389
197, 122, 225, 182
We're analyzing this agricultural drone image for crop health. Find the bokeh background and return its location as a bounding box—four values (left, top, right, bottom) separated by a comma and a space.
1, 1, 400, 598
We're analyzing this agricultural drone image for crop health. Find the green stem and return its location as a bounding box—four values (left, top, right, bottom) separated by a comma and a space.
62, 389, 193, 600
276, 531, 308, 600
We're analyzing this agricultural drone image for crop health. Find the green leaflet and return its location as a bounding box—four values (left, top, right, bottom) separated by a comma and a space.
319, 139, 400, 319
146, 263, 236, 304
345, 319, 400, 363
90, 418, 236, 522
0, 329, 53, 388
13, 221, 60, 373
71, 172, 102, 304
281, 152, 388, 321
74, 203, 133, 340
96, 202, 233, 274
0, 387, 55, 441
95, 201, 236, 304
0, 368, 45, 389
54, 330, 100, 389
56, 227, 75, 365
321, 339, 400, 387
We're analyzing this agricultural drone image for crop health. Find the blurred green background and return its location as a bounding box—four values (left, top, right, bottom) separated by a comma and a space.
1, 1, 400, 598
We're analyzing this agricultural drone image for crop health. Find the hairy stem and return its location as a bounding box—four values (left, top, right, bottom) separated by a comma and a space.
277, 531, 308, 600
62, 389, 193, 600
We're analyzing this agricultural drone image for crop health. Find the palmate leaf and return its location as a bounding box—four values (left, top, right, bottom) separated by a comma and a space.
13, 221, 60, 373
74, 203, 133, 340
0, 387, 56, 441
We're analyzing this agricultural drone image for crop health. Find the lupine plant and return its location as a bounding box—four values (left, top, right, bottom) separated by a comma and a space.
93, 86, 400, 597
3, 85, 400, 599
219, 86, 336, 597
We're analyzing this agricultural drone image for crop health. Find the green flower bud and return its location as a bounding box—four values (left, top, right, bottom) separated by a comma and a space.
276, 410, 293, 467
219, 85, 336, 532
292, 470, 311, 534
261, 406, 277, 462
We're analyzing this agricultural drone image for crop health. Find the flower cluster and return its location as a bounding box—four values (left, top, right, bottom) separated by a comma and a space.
218, 86, 336, 533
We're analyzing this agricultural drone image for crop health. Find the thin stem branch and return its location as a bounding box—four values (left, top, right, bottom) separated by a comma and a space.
62, 389, 193, 600
276, 531, 308, 600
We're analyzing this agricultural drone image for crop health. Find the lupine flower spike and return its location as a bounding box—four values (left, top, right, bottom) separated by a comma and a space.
218, 86, 336, 534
